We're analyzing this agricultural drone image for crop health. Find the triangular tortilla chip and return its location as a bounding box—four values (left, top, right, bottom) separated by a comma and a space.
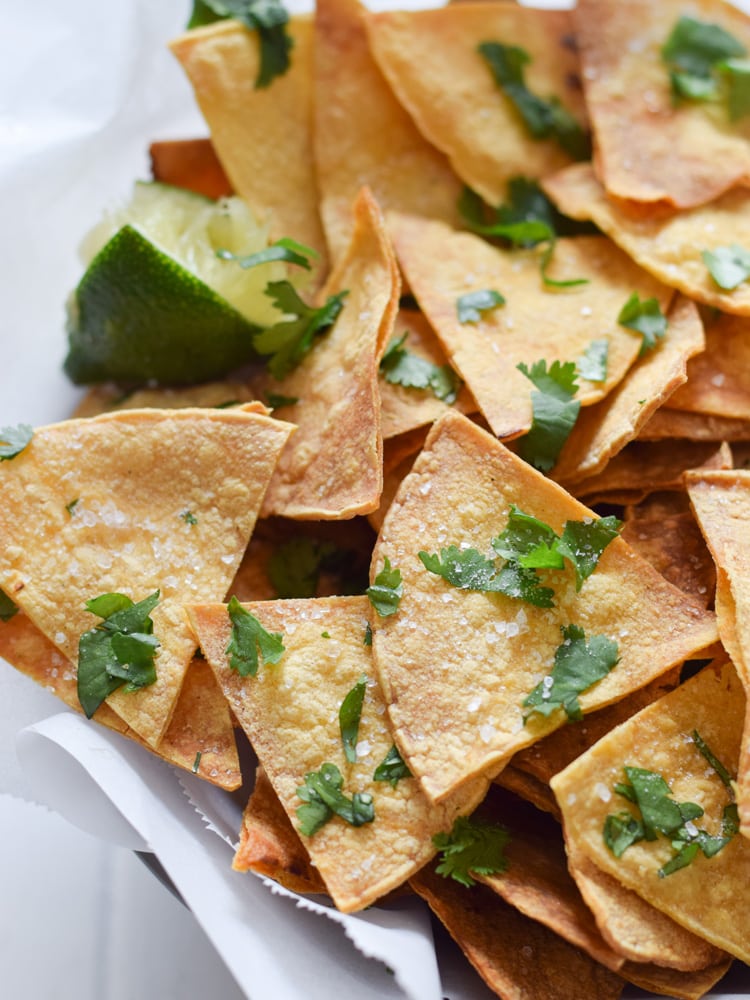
170, 18, 328, 287
666, 311, 750, 419
371, 411, 718, 803
639, 407, 750, 442
366, 4, 587, 206
544, 163, 750, 316
551, 661, 750, 963
494, 764, 560, 819
149, 138, 233, 200
388, 213, 673, 439
314, 0, 462, 265
574, 0, 750, 208
254, 187, 400, 519
0, 611, 241, 789
552, 295, 705, 485
0, 406, 292, 745
187, 595, 488, 913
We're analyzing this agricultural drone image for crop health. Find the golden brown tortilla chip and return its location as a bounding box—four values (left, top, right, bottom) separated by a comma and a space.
371, 411, 718, 803
388, 214, 673, 440
314, 0, 462, 265
552, 296, 704, 485
71, 382, 262, 419
256, 187, 400, 519
544, 163, 750, 316
494, 764, 560, 819
188, 596, 488, 913
366, 4, 587, 206
667, 311, 750, 419
149, 138, 233, 199
623, 958, 734, 1000
639, 407, 750, 442
0, 405, 292, 746
552, 661, 750, 963
170, 18, 328, 286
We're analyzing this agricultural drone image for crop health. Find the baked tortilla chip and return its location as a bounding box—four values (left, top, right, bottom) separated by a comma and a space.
72, 382, 262, 419
149, 138, 233, 199
188, 596, 488, 913
640, 407, 750, 442
170, 18, 328, 286
552, 296, 705, 485
551, 661, 750, 963
389, 214, 673, 439
544, 163, 750, 316
0, 406, 292, 746
574, 0, 750, 208
667, 311, 750, 420
366, 4, 587, 206
371, 411, 718, 803
256, 187, 400, 519
314, 0, 462, 265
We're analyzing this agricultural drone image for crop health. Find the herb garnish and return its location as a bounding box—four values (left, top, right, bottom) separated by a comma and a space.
662, 16, 747, 113
363, 622, 373, 646
516, 359, 580, 471
65, 498, 80, 517
419, 544, 554, 607
703, 244, 750, 290
367, 558, 403, 617
180, 510, 198, 526
266, 392, 299, 408
77, 591, 160, 719
523, 624, 619, 722
225, 595, 285, 677
373, 745, 412, 787
380, 333, 462, 403
618, 294, 668, 355
433, 815, 511, 887
0, 589, 19, 622
187, 0, 293, 89
577, 339, 609, 383
296, 762, 375, 836
192, 751, 202, 774
0, 424, 33, 461
255, 284, 347, 379
339, 674, 367, 764
217, 237, 316, 271
456, 289, 505, 324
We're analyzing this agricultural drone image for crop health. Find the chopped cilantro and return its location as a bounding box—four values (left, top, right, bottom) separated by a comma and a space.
380, 333, 461, 404
516, 359, 581, 472
77, 591, 160, 719
703, 244, 750, 290
721, 58, 750, 120
266, 392, 298, 408
367, 557, 403, 617
339, 674, 367, 764
187, 0, 293, 88
217, 236, 316, 271
577, 339, 609, 382
456, 289, 505, 324
225, 595, 284, 677
0, 424, 33, 461
419, 543, 555, 607
617, 294, 668, 355
180, 509, 198, 526
192, 751, 202, 774
363, 622, 372, 646
0, 589, 19, 623
254, 283, 347, 379
523, 624, 620, 722
321, 631, 330, 638
662, 16, 746, 107
433, 815, 511, 887
555, 516, 622, 590
478, 42, 590, 161
296, 762, 375, 836
373, 745, 412, 787
603, 812, 646, 858
65, 498, 80, 517
692, 729, 734, 793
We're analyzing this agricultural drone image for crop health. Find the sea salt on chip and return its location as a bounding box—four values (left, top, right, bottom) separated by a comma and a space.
187, 595, 487, 913
371, 411, 718, 803
0, 405, 292, 746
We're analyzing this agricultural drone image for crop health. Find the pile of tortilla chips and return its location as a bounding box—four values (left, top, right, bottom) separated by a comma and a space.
7, 0, 750, 996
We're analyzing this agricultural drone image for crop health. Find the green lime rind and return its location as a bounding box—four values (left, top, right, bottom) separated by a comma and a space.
64, 225, 261, 385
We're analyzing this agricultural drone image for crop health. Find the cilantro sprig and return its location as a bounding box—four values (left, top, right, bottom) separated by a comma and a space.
339, 674, 367, 764
433, 815, 511, 887
617, 294, 668, 355
0, 424, 33, 461
662, 16, 748, 117
225, 595, 285, 676
703, 244, 750, 290
255, 284, 348, 379
456, 289, 505, 324
217, 237, 316, 271
577, 339, 609, 382
77, 591, 161, 719
296, 762, 375, 836
367, 558, 403, 617
380, 333, 461, 404
516, 359, 581, 472
373, 745, 412, 788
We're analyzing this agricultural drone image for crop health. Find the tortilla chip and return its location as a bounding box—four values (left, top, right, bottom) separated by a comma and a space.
410, 863, 625, 1000
574, 0, 750, 208
187, 595, 488, 913
388, 215, 673, 439
0, 405, 292, 746
371, 411, 718, 803
233, 766, 328, 895
170, 18, 328, 287
494, 764, 561, 819
666, 311, 750, 420
552, 295, 705, 485
71, 382, 262, 419
365, 4, 587, 207
314, 0, 462, 265
551, 661, 750, 963
149, 138, 233, 199
544, 163, 750, 316
623, 958, 734, 1000
256, 187, 400, 519
639, 407, 750, 442
0, 611, 241, 789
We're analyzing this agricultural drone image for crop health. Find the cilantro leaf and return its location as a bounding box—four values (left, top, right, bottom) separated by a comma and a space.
180, 509, 198, 526
363, 622, 372, 646
703, 244, 750, 290
577, 339, 609, 382
491, 506, 563, 570
456, 289, 505, 324
0, 588, 19, 622
77, 591, 160, 719
523, 624, 619, 722
255, 283, 347, 379
225, 594, 284, 677
516, 359, 581, 472
662, 16, 745, 103
65, 498, 80, 517
367, 557, 403, 617
692, 729, 735, 793
555, 515, 622, 590
0, 423, 33, 461
621, 766, 703, 840
187, 0, 293, 88
603, 812, 646, 858
339, 674, 367, 764
296, 762, 375, 836
266, 392, 298, 408
373, 745, 412, 787
720, 58, 750, 120
618, 294, 668, 355
380, 333, 462, 403
216, 236, 316, 271
433, 815, 511, 887
419, 544, 555, 607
